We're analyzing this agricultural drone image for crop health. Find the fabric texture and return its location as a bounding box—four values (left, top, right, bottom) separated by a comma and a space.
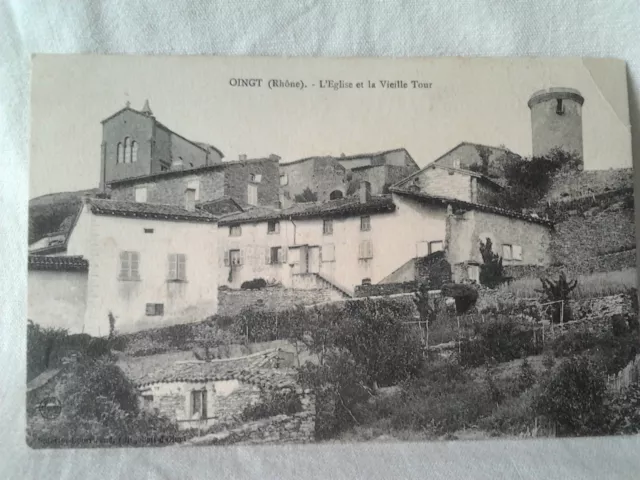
1, 1, 640, 478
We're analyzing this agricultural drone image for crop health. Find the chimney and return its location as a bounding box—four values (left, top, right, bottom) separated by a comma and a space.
239, 154, 247, 161
359, 181, 371, 204
185, 189, 196, 212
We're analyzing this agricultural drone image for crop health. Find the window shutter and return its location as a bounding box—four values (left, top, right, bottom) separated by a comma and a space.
277, 247, 284, 264
131, 252, 140, 279
358, 242, 364, 259
168, 254, 177, 279
513, 245, 522, 261
265, 247, 271, 265
223, 250, 230, 267
178, 254, 186, 280
281, 247, 288, 263
239, 249, 244, 265
202, 390, 208, 418
119, 251, 130, 278
367, 241, 373, 258
502, 245, 512, 260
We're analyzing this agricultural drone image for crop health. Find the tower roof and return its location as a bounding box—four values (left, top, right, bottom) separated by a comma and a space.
528, 88, 584, 109
141, 99, 153, 116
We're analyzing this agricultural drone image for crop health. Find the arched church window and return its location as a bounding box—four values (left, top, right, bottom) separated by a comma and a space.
117, 143, 123, 164
124, 137, 132, 164
131, 141, 138, 163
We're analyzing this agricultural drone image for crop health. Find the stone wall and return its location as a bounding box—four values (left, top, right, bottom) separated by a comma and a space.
224, 158, 281, 208
110, 168, 225, 205
218, 286, 343, 317
184, 389, 316, 445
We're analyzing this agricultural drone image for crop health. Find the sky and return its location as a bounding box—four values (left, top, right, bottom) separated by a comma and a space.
30, 56, 632, 199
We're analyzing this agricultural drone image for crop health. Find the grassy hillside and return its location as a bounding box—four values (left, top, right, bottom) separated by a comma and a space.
29, 188, 102, 245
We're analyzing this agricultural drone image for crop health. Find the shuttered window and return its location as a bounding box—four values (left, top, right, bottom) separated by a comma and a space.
119, 251, 140, 280
359, 240, 373, 259
168, 254, 187, 281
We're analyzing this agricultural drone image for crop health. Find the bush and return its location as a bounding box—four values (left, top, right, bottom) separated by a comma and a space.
551, 331, 599, 358
479, 386, 541, 435
479, 238, 510, 288
535, 355, 609, 436
460, 318, 542, 366
611, 314, 629, 337
538, 272, 577, 323
240, 278, 267, 290
608, 383, 640, 435
241, 390, 302, 421
441, 283, 478, 314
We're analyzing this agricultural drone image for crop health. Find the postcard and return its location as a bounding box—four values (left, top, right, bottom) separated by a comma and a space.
26, 55, 636, 448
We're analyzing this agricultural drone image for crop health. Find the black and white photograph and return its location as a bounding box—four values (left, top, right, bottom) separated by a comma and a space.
25, 55, 637, 448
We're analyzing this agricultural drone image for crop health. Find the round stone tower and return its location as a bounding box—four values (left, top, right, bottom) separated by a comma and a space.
528, 87, 584, 163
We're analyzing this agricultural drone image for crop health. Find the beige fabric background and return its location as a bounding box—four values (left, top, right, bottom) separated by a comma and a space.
1, 1, 640, 478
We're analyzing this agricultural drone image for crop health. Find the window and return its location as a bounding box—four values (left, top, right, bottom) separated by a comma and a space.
416, 241, 429, 257
142, 394, 154, 408
453, 159, 461, 169
144, 228, 154, 234
135, 186, 147, 203
248, 184, 258, 206
124, 137, 132, 163
145, 303, 164, 316
429, 240, 444, 254
119, 251, 140, 280
360, 216, 371, 231
322, 244, 335, 262
329, 190, 343, 200
168, 254, 187, 281
187, 180, 200, 200
280, 174, 288, 186
556, 98, 565, 115
229, 225, 242, 237
512, 245, 523, 261
467, 265, 480, 283
228, 249, 243, 266
191, 389, 207, 419
323, 219, 333, 235
131, 141, 138, 162
502, 244, 513, 260
159, 160, 170, 172
267, 246, 286, 264
359, 240, 373, 259
117, 143, 123, 164
267, 220, 280, 234
185, 188, 196, 212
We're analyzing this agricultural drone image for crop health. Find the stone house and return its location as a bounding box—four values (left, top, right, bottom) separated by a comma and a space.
428, 142, 521, 181
279, 148, 419, 207
392, 162, 507, 207
116, 348, 314, 434
28, 197, 219, 335
216, 180, 552, 294
108, 155, 281, 210
99, 100, 224, 188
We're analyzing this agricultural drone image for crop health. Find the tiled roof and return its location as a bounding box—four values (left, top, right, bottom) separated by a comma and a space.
197, 196, 244, 216
87, 198, 218, 223
118, 349, 297, 389
28, 255, 89, 271
282, 148, 418, 169
219, 195, 395, 226
107, 157, 279, 186
390, 187, 554, 226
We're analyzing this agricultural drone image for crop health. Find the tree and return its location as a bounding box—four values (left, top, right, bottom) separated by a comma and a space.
479, 238, 509, 288
538, 271, 578, 323
475, 145, 492, 176
535, 356, 609, 436
294, 187, 318, 203
337, 299, 423, 388
27, 320, 69, 381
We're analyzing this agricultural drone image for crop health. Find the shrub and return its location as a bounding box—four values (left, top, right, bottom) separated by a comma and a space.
535, 355, 609, 436
441, 283, 478, 314
551, 331, 599, 357
461, 318, 541, 366
479, 386, 541, 435
607, 383, 640, 435
611, 314, 629, 337
516, 358, 537, 393
240, 278, 267, 290
241, 390, 302, 421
